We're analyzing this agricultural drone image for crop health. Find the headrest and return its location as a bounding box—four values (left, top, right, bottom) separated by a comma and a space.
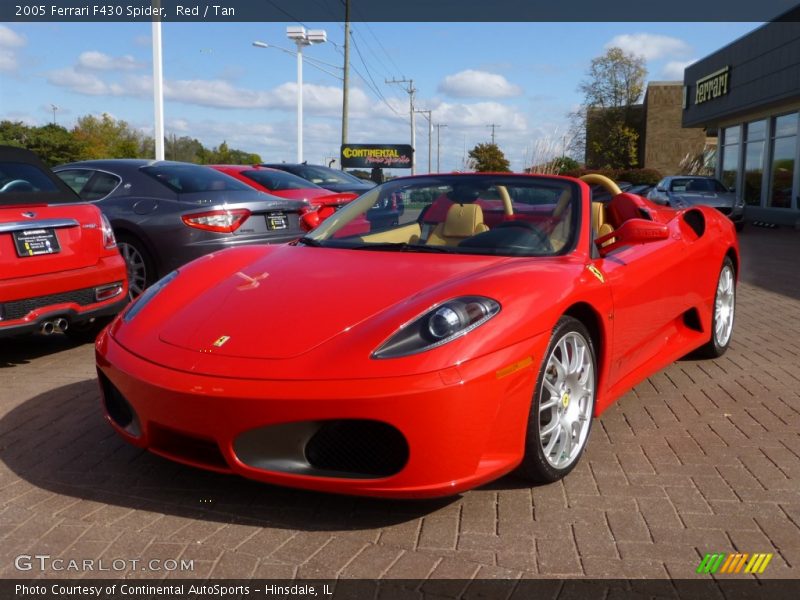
449, 183, 482, 204
443, 203, 485, 237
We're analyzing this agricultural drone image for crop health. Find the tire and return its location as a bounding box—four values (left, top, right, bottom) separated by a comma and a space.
116, 235, 155, 299
64, 317, 113, 344
697, 257, 736, 358
519, 316, 597, 483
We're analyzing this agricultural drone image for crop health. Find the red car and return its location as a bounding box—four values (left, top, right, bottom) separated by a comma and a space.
96, 173, 738, 497
209, 165, 357, 226
1, 146, 128, 341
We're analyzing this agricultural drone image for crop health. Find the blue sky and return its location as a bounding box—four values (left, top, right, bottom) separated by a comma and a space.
0, 21, 757, 171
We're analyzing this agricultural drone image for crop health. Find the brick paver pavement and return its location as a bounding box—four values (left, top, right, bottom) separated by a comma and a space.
1, 226, 798, 580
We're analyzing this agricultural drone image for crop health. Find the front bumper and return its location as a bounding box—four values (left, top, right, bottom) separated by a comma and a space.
95, 330, 548, 498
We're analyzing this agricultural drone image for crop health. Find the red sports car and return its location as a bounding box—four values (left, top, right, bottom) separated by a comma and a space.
209, 165, 357, 226
96, 173, 738, 497
1, 146, 128, 341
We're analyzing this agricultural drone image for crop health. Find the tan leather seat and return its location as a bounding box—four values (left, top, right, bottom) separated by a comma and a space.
427, 203, 489, 246
592, 201, 615, 246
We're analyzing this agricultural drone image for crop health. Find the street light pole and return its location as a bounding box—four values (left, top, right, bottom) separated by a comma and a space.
286, 26, 327, 164
341, 0, 350, 159
415, 110, 432, 173
435, 123, 447, 172
387, 78, 416, 174
152, 2, 165, 161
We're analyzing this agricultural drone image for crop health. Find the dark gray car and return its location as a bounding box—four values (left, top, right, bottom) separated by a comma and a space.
55, 160, 305, 296
648, 175, 745, 231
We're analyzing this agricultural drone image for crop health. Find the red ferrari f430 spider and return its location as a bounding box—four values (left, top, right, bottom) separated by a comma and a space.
96, 173, 738, 497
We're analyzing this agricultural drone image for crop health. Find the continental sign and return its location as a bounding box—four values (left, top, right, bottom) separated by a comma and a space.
341, 144, 413, 169
696, 552, 773, 575
695, 66, 730, 105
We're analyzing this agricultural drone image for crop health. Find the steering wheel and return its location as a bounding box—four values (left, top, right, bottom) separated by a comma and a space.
0, 179, 35, 193
580, 173, 622, 197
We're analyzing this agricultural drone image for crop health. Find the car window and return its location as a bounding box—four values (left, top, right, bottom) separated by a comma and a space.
82, 171, 121, 200
670, 178, 724, 193
242, 169, 322, 191
295, 165, 363, 185
141, 164, 252, 194
55, 169, 93, 195
0, 162, 61, 196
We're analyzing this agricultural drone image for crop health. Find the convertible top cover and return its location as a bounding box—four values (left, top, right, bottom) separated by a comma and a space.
0, 145, 81, 206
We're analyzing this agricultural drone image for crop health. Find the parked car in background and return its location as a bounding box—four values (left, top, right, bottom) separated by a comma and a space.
55, 160, 305, 297
648, 176, 744, 231
209, 165, 357, 224
260, 163, 376, 195
0, 146, 127, 341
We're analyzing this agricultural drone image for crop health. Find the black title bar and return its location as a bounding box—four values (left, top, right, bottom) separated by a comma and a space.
3, 0, 800, 22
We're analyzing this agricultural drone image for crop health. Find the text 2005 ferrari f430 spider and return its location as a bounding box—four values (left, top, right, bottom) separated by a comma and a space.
96, 173, 739, 498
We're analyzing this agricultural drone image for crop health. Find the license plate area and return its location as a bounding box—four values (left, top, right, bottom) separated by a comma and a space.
13, 228, 61, 257
267, 212, 288, 230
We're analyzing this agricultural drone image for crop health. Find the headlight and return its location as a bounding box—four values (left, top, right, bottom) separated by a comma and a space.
372, 296, 500, 359
122, 270, 178, 322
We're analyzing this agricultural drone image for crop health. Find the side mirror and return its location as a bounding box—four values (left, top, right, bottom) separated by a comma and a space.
595, 218, 669, 256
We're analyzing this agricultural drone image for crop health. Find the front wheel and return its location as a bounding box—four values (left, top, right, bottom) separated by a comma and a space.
519, 316, 597, 483
117, 235, 155, 299
697, 257, 736, 358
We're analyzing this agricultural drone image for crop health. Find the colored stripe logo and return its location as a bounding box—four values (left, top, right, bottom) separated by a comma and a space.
697, 553, 773, 574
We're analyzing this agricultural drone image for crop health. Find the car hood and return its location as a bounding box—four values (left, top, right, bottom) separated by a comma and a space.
669, 191, 736, 208
157, 246, 507, 359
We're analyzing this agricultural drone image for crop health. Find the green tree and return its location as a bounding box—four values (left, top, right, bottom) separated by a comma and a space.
72, 113, 148, 159
0, 121, 85, 166
468, 143, 511, 172
571, 47, 647, 169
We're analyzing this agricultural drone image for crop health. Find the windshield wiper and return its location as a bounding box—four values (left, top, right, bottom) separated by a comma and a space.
348, 242, 452, 253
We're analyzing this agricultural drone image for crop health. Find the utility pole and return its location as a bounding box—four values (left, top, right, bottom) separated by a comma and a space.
415, 110, 432, 173
50, 104, 58, 126
434, 123, 447, 172
486, 123, 500, 145
340, 0, 350, 162
386, 77, 416, 174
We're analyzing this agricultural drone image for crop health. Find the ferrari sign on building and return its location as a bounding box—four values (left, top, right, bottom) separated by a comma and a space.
341, 144, 413, 168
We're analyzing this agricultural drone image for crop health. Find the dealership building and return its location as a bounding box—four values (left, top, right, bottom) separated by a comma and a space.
683, 21, 800, 226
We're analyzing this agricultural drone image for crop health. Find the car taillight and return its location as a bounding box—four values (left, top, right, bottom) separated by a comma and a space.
181, 209, 250, 233
101, 214, 117, 249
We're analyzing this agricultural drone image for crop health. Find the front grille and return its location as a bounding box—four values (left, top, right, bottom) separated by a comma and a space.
149, 423, 230, 471
716, 206, 732, 215
2, 287, 96, 321
305, 420, 409, 478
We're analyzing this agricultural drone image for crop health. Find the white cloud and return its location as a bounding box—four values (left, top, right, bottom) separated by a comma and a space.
0, 25, 26, 72
606, 33, 691, 61
0, 25, 26, 49
77, 51, 144, 71
429, 101, 528, 131
438, 70, 522, 99
661, 59, 695, 80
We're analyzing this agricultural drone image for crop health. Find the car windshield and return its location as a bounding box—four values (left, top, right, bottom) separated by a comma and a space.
243, 169, 323, 191
302, 175, 579, 257
670, 178, 727, 193
142, 164, 252, 194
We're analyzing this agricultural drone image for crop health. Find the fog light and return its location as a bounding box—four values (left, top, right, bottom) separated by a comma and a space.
95, 282, 124, 302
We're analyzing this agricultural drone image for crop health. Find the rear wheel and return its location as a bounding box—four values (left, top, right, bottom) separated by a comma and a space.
519, 316, 597, 483
697, 257, 736, 358
116, 235, 154, 299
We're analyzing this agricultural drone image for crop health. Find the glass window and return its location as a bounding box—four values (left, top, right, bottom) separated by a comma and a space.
723, 126, 741, 146
81, 171, 121, 200
141, 164, 251, 194
0, 162, 61, 196
774, 113, 798, 137
746, 119, 767, 141
55, 169, 92, 195
242, 169, 322, 191
768, 113, 797, 209
743, 140, 765, 206
721, 143, 739, 191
